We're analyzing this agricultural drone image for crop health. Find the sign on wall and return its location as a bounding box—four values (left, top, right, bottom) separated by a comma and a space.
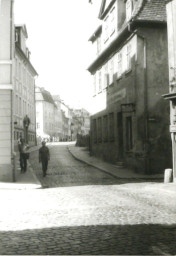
107, 88, 126, 105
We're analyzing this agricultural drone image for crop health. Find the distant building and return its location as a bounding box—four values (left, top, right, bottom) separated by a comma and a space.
52, 96, 90, 141
88, 0, 171, 174
72, 108, 90, 136
35, 87, 59, 142
52, 95, 63, 139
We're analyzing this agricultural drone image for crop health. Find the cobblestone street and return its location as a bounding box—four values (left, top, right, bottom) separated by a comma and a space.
0, 144, 176, 255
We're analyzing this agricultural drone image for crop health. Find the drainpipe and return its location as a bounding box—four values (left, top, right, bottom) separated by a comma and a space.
10, 0, 16, 181
128, 24, 149, 173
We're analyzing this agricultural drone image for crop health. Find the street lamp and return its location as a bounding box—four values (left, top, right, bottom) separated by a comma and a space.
71, 122, 74, 141
23, 115, 30, 143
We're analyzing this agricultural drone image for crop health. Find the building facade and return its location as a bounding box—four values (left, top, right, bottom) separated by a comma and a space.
163, 0, 176, 182
35, 87, 60, 142
72, 108, 90, 136
0, 0, 14, 181
88, 0, 172, 174
14, 25, 37, 148
0, 1, 37, 181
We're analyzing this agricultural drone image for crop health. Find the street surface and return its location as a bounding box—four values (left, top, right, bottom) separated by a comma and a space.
0, 143, 176, 255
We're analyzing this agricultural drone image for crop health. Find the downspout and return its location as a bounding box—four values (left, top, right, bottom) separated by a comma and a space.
10, 0, 15, 181
128, 24, 149, 173
34, 81, 38, 146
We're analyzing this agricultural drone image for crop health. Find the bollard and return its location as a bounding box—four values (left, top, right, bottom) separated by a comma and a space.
12, 152, 17, 182
164, 168, 173, 183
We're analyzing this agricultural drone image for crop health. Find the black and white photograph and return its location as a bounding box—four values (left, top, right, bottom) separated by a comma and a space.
0, 0, 176, 255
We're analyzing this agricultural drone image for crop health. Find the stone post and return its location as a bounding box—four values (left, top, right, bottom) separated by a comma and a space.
166, 0, 176, 183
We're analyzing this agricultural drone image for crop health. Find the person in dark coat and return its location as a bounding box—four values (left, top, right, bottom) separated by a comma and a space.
39, 141, 50, 177
18, 138, 29, 173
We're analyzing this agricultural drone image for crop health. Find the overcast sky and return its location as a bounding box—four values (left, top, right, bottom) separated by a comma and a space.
14, 0, 100, 112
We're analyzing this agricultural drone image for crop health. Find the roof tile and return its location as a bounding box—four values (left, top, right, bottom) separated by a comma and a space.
135, 0, 167, 22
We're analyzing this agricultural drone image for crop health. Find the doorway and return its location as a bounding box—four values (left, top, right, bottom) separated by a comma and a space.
117, 112, 124, 160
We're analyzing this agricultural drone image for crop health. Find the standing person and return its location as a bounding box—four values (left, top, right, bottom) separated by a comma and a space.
39, 141, 50, 177
18, 138, 29, 173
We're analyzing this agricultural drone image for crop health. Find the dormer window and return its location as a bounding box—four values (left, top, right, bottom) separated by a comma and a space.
15, 31, 19, 43
104, 15, 109, 42
126, 0, 134, 22
110, 7, 115, 36
103, 5, 116, 44
97, 37, 101, 56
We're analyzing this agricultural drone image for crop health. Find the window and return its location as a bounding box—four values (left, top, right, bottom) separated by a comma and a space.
98, 70, 102, 92
97, 117, 102, 142
126, 116, 133, 150
110, 7, 115, 36
117, 52, 122, 77
15, 59, 18, 77
103, 115, 108, 142
109, 58, 114, 85
126, 44, 132, 70
103, 62, 109, 89
126, 0, 134, 21
19, 97, 22, 116
15, 32, 18, 43
97, 37, 101, 56
109, 113, 114, 141
93, 119, 97, 143
104, 15, 109, 42
16, 95, 18, 115
93, 74, 96, 96
19, 62, 21, 81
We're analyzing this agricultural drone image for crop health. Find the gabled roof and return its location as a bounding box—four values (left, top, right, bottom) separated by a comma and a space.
15, 24, 28, 38
98, 0, 116, 19
89, 25, 102, 42
132, 0, 167, 22
88, 0, 167, 73
98, 0, 167, 22
37, 87, 56, 106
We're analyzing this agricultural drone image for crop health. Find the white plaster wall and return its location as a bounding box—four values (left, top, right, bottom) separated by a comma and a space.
167, 0, 176, 86
0, 0, 14, 181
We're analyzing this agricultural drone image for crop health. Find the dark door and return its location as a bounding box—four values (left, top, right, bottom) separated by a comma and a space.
117, 112, 123, 159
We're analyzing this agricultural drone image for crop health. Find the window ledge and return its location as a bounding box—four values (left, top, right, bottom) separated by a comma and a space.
109, 81, 114, 87
125, 68, 132, 76
116, 75, 122, 81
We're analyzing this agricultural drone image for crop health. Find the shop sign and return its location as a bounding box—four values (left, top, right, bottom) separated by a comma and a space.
107, 88, 126, 104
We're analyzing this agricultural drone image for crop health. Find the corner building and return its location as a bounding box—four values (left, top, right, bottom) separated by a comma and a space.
14, 25, 37, 148
88, 0, 172, 174
0, 1, 37, 181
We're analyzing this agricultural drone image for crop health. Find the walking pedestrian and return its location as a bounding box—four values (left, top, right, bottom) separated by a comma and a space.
39, 141, 50, 177
18, 138, 30, 173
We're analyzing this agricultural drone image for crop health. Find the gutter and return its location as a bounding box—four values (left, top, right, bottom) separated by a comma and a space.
87, 20, 166, 74
87, 24, 129, 73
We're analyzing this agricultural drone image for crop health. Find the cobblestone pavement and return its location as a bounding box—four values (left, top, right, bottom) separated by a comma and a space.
0, 144, 176, 255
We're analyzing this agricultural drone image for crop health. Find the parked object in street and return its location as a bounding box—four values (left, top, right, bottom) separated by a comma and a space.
18, 138, 30, 173
164, 169, 173, 183
39, 141, 50, 177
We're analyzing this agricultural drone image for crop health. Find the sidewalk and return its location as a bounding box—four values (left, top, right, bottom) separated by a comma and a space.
68, 144, 164, 180
0, 145, 42, 190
